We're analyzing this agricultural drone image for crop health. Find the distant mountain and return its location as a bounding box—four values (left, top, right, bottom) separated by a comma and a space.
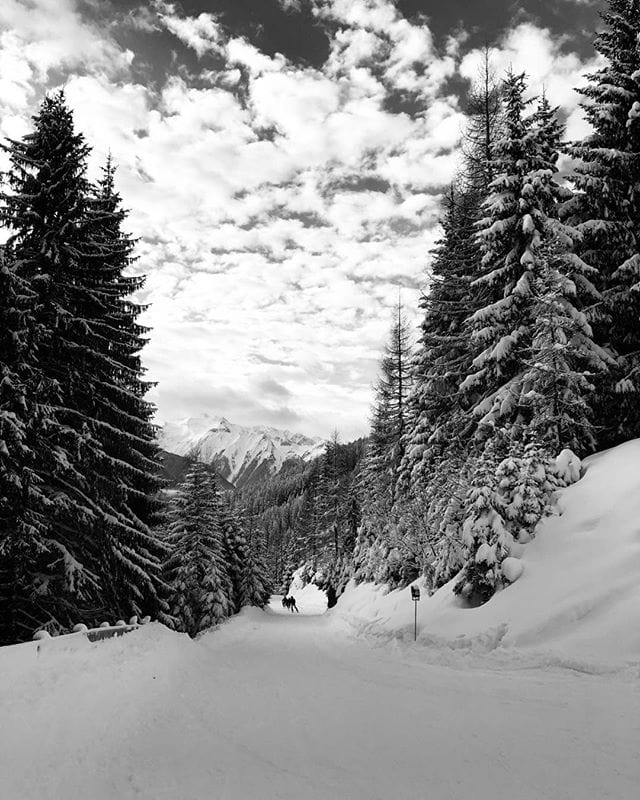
158, 450, 236, 492
159, 414, 325, 488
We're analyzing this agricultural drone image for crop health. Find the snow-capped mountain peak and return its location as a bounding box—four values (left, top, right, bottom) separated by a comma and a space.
159, 414, 325, 488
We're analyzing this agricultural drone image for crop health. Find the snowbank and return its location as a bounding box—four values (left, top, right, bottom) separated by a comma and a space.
332, 439, 640, 671
2, 606, 637, 800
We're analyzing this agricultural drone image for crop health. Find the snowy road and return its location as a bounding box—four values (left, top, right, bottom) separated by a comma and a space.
1, 600, 638, 800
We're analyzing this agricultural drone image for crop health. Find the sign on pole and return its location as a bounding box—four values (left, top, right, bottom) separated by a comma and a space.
410, 585, 420, 640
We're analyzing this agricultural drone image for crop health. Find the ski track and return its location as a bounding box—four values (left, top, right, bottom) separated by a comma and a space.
1, 602, 638, 800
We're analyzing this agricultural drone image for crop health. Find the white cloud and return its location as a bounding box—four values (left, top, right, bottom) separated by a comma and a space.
0, 2, 603, 438
0, 0, 130, 90
227, 38, 286, 74
317, 0, 455, 99
460, 23, 602, 140
154, 2, 223, 57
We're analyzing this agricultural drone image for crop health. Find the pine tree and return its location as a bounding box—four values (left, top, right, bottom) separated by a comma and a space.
521, 238, 610, 453
399, 60, 501, 499
219, 500, 250, 613
398, 186, 481, 495
506, 440, 559, 543
454, 438, 511, 604
568, 0, 640, 446
239, 550, 273, 609
461, 47, 502, 192
0, 93, 165, 639
462, 75, 605, 447
0, 93, 100, 638
164, 461, 232, 636
320, 430, 343, 559
363, 303, 413, 507
0, 247, 52, 643
83, 156, 167, 619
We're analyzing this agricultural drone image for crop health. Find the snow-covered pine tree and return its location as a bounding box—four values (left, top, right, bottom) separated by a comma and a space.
0, 93, 101, 638
0, 246, 53, 643
398, 185, 481, 496
462, 75, 604, 448
426, 452, 472, 589
506, 439, 560, 543
456, 430, 564, 604
362, 303, 413, 504
567, 0, 640, 447
320, 430, 344, 559
164, 461, 232, 636
386, 302, 413, 477
454, 437, 511, 605
239, 548, 273, 609
0, 94, 166, 639
83, 155, 167, 620
219, 500, 250, 613
521, 237, 610, 453
399, 60, 501, 501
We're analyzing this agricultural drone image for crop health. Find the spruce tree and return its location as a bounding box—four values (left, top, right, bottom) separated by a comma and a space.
398, 186, 481, 495
239, 550, 273, 609
399, 60, 501, 500
462, 75, 605, 448
0, 93, 164, 639
505, 440, 559, 543
454, 438, 511, 604
164, 461, 232, 636
0, 247, 52, 642
0, 93, 105, 636
219, 500, 250, 613
83, 155, 167, 619
522, 238, 609, 453
363, 304, 413, 504
568, 0, 640, 446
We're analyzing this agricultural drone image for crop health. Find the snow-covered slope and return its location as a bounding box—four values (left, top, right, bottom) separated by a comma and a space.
1, 610, 637, 799
159, 414, 325, 488
331, 439, 640, 671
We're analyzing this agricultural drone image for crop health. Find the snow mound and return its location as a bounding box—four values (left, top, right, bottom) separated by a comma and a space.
332, 439, 640, 670
501, 556, 524, 583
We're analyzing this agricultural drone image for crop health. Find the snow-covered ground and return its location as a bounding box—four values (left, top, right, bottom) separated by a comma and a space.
0, 604, 638, 800
334, 439, 640, 673
1, 440, 639, 799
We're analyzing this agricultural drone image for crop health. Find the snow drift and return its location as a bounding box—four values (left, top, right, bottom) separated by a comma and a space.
331, 439, 640, 670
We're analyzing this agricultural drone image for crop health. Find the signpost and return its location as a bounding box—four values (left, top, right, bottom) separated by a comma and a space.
410, 585, 421, 641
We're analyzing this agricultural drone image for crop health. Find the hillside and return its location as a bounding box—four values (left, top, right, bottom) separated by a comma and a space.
157, 450, 236, 491
329, 439, 640, 670
238, 437, 367, 587
159, 414, 325, 488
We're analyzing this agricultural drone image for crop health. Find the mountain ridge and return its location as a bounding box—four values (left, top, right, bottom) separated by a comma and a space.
159, 413, 325, 488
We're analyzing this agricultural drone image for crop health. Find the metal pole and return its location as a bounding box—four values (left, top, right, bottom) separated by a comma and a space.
414, 600, 417, 641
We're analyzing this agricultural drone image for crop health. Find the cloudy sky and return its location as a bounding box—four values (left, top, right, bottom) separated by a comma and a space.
0, 0, 604, 439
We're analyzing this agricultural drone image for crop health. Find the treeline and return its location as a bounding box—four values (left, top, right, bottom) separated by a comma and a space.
164, 461, 271, 637
280, 1, 640, 605
354, 1, 640, 604
236, 436, 366, 596
0, 93, 269, 644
